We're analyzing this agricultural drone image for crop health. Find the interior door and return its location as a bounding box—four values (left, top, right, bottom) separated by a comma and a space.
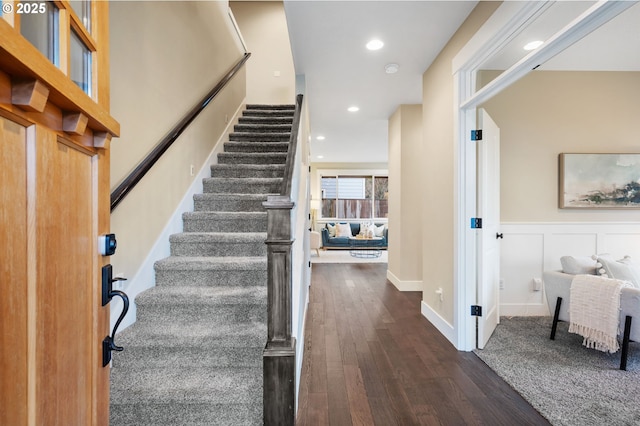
477, 108, 501, 349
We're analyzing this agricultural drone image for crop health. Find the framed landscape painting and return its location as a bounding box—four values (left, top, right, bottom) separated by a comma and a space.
559, 153, 640, 209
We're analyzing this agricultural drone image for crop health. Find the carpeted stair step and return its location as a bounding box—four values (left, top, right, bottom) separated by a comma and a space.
169, 232, 267, 257
183, 211, 266, 232
210, 163, 285, 179
110, 103, 296, 426
193, 193, 270, 212
110, 402, 261, 426
135, 285, 266, 324
233, 123, 292, 133
242, 109, 294, 118
154, 256, 267, 288
229, 132, 290, 142
110, 367, 262, 426
217, 152, 287, 165
203, 177, 281, 194
112, 322, 265, 369
246, 104, 294, 110
223, 141, 289, 153
238, 116, 293, 125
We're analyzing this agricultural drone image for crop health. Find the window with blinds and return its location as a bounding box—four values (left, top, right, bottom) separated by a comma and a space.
321, 175, 388, 219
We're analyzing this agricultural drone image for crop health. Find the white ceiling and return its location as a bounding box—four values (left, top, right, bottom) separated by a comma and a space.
284, 1, 640, 165
284, 0, 478, 164
481, 1, 640, 72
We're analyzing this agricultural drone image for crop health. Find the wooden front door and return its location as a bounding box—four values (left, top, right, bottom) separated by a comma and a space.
0, 3, 118, 425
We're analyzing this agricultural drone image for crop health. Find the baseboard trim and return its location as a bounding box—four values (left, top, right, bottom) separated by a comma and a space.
113, 101, 246, 333
294, 290, 309, 413
387, 270, 423, 292
421, 301, 457, 346
500, 303, 550, 317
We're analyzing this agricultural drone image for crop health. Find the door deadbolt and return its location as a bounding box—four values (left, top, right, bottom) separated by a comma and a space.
99, 234, 117, 256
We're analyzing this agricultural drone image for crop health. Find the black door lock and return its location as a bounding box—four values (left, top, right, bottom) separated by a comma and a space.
99, 234, 117, 256
101, 264, 129, 366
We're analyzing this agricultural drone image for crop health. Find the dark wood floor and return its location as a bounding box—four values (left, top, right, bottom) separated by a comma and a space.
296, 263, 550, 426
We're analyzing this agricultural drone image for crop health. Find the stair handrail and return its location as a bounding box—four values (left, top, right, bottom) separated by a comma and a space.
110, 52, 251, 211
280, 94, 304, 196
262, 93, 304, 426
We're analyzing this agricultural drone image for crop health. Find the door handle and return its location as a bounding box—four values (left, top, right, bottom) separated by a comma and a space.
101, 264, 130, 366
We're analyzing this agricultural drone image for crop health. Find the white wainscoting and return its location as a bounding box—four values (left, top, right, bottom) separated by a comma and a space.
500, 222, 640, 317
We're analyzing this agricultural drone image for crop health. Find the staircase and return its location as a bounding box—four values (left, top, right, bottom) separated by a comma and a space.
110, 104, 295, 425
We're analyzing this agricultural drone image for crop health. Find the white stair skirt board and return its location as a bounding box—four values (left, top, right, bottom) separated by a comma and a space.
111, 101, 246, 333
386, 270, 422, 292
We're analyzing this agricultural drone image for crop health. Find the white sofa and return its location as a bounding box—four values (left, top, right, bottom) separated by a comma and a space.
543, 254, 640, 370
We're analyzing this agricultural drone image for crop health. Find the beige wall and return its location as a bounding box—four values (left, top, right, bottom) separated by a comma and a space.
230, 1, 295, 104
480, 71, 640, 222
109, 1, 246, 281
421, 2, 501, 324
388, 105, 423, 286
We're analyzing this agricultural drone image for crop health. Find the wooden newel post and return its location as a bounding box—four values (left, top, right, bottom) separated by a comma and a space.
263, 194, 296, 426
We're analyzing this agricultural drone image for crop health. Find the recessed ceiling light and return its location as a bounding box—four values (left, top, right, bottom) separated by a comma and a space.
524, 40, 544, 51
316, 135, 325, 141
385, 63, 399, 74
317, 155, 324, 159
347, 106, 359, 112
366, 39, 384, 51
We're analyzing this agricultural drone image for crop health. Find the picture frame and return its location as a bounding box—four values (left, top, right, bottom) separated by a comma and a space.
559, 153, 640, 209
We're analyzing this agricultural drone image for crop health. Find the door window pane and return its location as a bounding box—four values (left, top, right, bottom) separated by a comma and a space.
70, 30, 92, 95
20, 1, 59, 66
70, 0, 91, 33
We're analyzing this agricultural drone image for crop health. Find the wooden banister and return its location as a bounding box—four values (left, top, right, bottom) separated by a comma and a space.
109, 52, 251, 211
263, 94, 304, 425
280, 94, 304, 196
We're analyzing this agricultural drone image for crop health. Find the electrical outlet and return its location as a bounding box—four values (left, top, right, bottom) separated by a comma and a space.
224, 114, 229, 124
499, 279, 504, 290
190, 164, 195, 176
533, 277, 542, 292
435, 287, 444, 302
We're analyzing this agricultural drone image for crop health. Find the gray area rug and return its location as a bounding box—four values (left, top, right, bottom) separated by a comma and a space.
474, 316, 640, 426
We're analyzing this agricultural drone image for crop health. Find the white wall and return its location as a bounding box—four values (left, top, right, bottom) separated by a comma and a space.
501, 222, 640, 316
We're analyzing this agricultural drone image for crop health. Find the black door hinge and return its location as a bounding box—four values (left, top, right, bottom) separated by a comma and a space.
470, 218, 482, 229
471, 305, 482, 316
471, 129, 483, 141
